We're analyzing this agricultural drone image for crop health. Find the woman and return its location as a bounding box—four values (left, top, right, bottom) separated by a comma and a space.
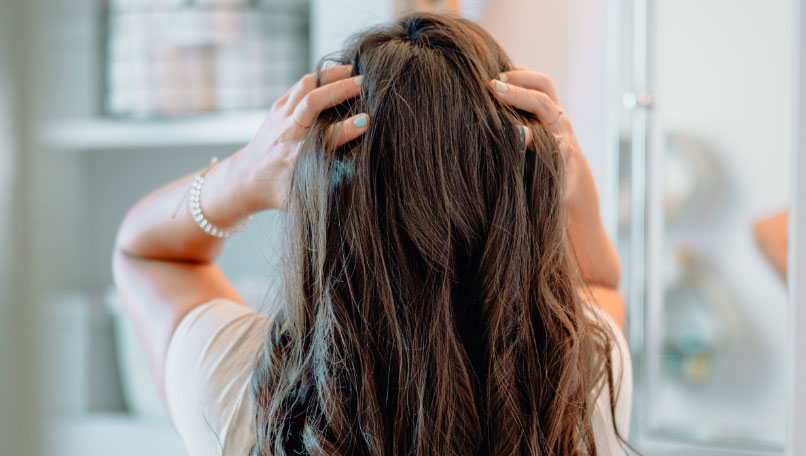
113, 13, 631, 456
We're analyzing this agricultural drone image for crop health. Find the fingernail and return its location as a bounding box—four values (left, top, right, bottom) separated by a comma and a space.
494, 80, 507, 92
354, 75, 363, 86
517, 125, 525, 140
353, 114, 368, 128
499, 73, 508, 82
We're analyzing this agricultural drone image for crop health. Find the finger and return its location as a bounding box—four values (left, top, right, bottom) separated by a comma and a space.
272, 92, 290, 110
286, 65, 354, 111
498, 70, 558, 102
293, 76, 363, 127
490, 79, 563, 128
327, 114, 370, 148
516, 125, 533, 150
318, 64, 354, 85
512, 64, 529, 71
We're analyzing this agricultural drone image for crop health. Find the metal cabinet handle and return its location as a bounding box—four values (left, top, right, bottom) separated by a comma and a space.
623, 91, 654, 109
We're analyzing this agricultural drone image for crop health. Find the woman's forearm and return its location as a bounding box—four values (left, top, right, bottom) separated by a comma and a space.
114, 154, 251, 263
567, 176, 621, 289
569, 216, 621, 289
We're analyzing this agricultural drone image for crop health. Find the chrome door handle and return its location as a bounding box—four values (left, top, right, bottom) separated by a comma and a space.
623, 91, 654, 109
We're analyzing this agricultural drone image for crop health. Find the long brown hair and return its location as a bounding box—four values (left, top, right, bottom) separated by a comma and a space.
251, 13, 620, 456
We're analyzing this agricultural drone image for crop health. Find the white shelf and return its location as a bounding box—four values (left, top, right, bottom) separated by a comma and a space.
44, 413, 187, 456
41, 110, 267, 152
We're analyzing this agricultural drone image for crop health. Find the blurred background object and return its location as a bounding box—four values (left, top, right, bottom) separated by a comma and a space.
661, 247, 739, 387
754, 210, 790, 280
660, 135, 722, 224
105, 0, 309, 117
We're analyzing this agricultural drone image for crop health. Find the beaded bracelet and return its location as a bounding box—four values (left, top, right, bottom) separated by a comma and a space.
182, 157, 252, 239
188, 175, 252, 238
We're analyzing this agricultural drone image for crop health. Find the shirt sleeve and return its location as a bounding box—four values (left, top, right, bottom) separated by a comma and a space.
164, 298, 270, 456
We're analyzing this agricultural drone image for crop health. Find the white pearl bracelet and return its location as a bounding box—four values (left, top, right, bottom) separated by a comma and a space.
188, 174, 252, 239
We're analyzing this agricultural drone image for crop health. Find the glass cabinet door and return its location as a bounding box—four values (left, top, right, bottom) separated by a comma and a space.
618, 0, 795, 452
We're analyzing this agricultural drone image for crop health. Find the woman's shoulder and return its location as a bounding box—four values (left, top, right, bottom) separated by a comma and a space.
584, 301, 633, 455
164, 298, 270, 456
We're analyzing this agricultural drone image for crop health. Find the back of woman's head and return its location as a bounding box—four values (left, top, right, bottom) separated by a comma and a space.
251, 12, 615, 456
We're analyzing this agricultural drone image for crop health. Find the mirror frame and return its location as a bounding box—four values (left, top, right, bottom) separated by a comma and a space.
786, 1, 806, 454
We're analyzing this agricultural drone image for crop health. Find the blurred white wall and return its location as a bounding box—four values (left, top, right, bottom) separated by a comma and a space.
311, 0, 394, 68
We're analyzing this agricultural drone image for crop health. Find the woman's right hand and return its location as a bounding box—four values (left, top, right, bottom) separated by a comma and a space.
229, 65, 369, 213
489, 69, 621, 288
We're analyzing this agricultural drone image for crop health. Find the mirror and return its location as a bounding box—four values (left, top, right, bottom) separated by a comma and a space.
618, 0, 793, 451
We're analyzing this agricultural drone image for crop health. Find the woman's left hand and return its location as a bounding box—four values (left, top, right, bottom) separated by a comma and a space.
229, 64, 369, 213
488, 69, 591, 220
489, 68, 621, 288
